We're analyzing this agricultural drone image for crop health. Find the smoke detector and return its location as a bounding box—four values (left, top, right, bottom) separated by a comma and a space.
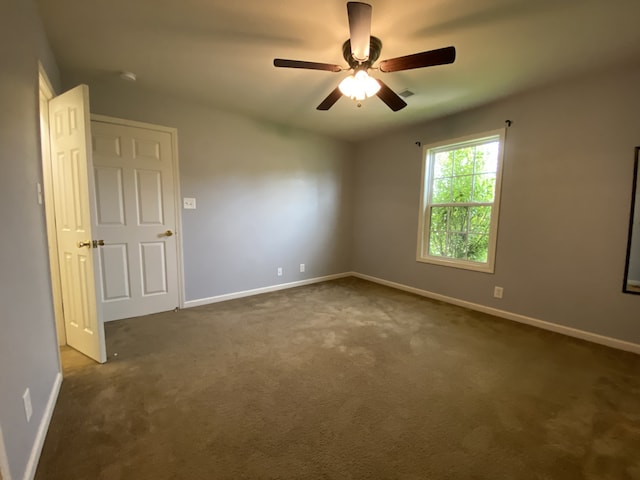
119, 71, 137, 82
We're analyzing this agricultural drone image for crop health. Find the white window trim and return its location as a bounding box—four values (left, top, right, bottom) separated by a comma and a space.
416, 128, 506, 273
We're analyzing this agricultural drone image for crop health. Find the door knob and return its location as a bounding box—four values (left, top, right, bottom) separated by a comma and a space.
92, 240, 105, 248
78, 241, 92, 248
164, 230, 174, 237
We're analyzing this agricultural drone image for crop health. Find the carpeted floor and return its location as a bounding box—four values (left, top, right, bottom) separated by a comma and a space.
35, 278, 640, 479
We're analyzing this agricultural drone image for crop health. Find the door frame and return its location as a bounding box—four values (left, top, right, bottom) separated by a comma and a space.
38, 63, 66, 351
91, 114, 186, 313
0, 424, 9, 480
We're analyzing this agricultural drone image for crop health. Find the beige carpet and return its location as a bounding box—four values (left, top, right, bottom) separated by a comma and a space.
36, 278, 640, 479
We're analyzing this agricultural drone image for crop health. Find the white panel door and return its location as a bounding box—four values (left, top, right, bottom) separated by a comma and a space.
49, 85, 106, 363
91, 121, 179, 321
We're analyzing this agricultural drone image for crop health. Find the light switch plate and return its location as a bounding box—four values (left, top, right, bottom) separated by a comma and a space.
183, 197, 196, 209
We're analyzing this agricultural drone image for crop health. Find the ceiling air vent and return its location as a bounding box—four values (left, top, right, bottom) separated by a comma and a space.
398, 89, 414, 98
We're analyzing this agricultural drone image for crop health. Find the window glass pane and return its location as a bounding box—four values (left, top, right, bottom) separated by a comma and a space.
428, 230, 447, 257
433, 152, 453, 178
452, 147, 475, 175
467, 235, 489, 262
472, 174, 496, 202
429, 206, 448, 232
475, 142, 499, 173
449, 206, 468, 232
432, 177, 452, 203
469, 206, 491, 233
447, 232, 468, 259
452, 175, 473, 202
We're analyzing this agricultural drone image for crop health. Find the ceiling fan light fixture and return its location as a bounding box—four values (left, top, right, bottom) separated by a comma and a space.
339, 70, 380, 101
273, 3, 455, 112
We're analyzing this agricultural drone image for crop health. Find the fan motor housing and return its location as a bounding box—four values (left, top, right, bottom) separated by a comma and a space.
342, 36, 382, 69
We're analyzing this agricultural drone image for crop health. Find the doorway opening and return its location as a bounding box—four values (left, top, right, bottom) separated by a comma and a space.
38, 68, 183, 366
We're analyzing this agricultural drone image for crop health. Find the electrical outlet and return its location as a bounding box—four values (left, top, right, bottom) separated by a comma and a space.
493, 286, 504, 299
300, 263, 305, 273
183, 197, 196, 209
277, 267, 283, 276
23, 388, 33, 422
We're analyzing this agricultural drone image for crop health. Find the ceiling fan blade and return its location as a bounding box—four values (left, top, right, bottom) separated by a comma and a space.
347, 2, 372, 62
375, 79, 407, 111
378, 46, 456, 73
317, 87, 343, 111
273, 59, 342, 72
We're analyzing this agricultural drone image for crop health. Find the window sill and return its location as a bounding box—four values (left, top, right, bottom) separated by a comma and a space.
416, 255, 495, 273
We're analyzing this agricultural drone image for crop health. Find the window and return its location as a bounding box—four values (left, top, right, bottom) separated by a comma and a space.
417, 129, 505, 272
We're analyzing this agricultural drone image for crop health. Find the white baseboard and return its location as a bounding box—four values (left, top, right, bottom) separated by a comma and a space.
23, 372, 62, 480
352, 272, 640, 355
183, 273, 352, 309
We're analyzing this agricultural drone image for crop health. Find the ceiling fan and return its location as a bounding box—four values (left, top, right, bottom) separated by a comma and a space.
273, 2, 456, 112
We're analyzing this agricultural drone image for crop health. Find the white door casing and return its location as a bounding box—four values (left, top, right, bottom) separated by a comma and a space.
0, 424, 9, 480
91, 120, 180, 321
48, 85, 106, 363
39, 67, 66, 347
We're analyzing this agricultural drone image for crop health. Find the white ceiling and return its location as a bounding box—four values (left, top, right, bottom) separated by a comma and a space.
36, 0, 640, 141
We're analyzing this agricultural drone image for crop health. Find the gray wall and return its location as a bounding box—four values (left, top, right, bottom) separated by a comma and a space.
352, 64, 640, 344
0, 1, 61, 479
66, 78, 354, 302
